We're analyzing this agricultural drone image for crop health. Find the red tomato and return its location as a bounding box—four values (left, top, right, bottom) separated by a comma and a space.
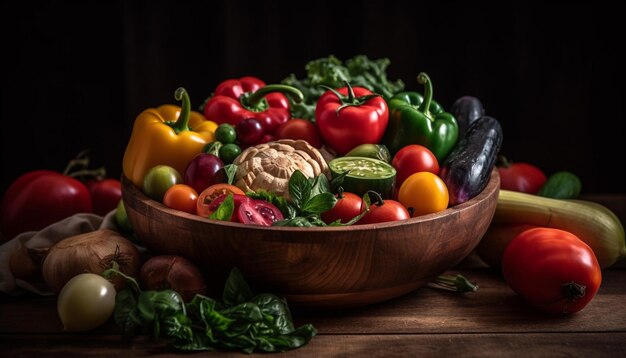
237, 199, 284, 226
196, 184, 245, 217
502, 227, 602, 314
275, 119, 323, 148
321, 192, 363, 224
0, 171, 93, 240
357, 199, 410, 225
497, 157, 546, 194
163, 184, 198, 214
315, 85, 389, 155
86, 178, 122, 216
392, 145, 439, 188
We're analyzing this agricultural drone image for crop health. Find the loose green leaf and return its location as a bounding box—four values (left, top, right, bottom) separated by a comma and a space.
222, 267, 254, 307
108, 264, 316, 353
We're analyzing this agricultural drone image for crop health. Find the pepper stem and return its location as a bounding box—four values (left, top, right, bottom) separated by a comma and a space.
170, 87, 191, 134
417, 72, 433, 117
246, 84, 304, 107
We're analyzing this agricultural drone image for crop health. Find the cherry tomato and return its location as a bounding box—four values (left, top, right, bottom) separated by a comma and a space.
357, 198, 410, 225
275, 119, 323, 148
184, 153, 225, 195
398, 172, 449, 217
86, 178, 122, 216
236, 118, 265, 145
237, 199, 284, 226
1, 170, 93, 240
143, 165, 183, 202
219, 143, 242, 164
392, 145, 439, 188
196, 184, 245, 217
215, 123, 237, 144
502, 227, 602, 314
57, 273, 116, 332
321, 192, 363, 224
163, 184, 198, 214
497, 157, 547, 194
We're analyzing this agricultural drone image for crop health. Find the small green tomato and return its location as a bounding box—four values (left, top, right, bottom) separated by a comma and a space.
143, 165, 183, 202
57, 273, 116, 332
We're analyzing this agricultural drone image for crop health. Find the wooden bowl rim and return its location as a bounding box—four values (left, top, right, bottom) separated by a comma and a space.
122, 170, 500, 233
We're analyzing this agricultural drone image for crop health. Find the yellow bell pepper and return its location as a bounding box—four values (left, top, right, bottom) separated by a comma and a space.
123, 87, 217, 189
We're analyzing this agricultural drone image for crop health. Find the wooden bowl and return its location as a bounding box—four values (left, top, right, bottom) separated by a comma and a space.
122, 171, 500, 309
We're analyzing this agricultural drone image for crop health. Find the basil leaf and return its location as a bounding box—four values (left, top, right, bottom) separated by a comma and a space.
309, 174, 331, 197
301, 192, 337, 215
330, 170, 351, 193
222, 267, 254, 307
113, 287, 140, 337
288, 170, 312, 208
209, 194, 234, 221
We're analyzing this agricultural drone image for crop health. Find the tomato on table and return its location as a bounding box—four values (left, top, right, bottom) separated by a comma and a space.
502, 227, 602, 314
497, 156, 546, 194
1, 170, 93, 240
86, 178, 122, 216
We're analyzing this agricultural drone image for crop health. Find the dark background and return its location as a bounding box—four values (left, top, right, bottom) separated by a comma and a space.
2, 1, 624, 194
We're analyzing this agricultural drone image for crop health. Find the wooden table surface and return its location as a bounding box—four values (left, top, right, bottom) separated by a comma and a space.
2, 265, 625, 357
1, 194, 625, 357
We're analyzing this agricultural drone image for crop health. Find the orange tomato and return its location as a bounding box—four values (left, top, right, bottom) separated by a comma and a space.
196, 183, 245, 217
398, 172, 449, 217
163, 184, 198, 214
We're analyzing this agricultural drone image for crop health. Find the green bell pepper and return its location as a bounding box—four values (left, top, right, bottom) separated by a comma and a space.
382, 72, 459, 162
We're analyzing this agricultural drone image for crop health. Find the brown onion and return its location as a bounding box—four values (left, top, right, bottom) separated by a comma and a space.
139, 255, 207, 302
42, 229, 141, 293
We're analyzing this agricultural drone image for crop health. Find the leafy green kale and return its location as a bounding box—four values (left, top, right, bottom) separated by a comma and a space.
282, 55, 405, 120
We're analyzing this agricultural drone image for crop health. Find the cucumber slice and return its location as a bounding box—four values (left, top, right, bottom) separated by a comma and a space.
329, 156, 396, 198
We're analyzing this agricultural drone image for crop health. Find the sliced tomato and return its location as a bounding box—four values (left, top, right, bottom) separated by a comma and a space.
237, 199, 284, 226
196, 184, 245, 217
204, 193, 251, 222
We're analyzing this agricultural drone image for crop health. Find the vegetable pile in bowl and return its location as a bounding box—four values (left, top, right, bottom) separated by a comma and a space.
120, 55, 503, 308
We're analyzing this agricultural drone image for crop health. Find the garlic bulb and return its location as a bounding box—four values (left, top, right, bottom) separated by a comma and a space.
42, 229, 141, 293
233, 139, 330, 199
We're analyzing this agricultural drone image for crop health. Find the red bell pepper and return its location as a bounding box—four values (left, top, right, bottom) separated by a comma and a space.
203, 76, 303, 134
315, 83, 389, 155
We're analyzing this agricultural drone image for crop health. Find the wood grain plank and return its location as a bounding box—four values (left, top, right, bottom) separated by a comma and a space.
1, 333, 625, 357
